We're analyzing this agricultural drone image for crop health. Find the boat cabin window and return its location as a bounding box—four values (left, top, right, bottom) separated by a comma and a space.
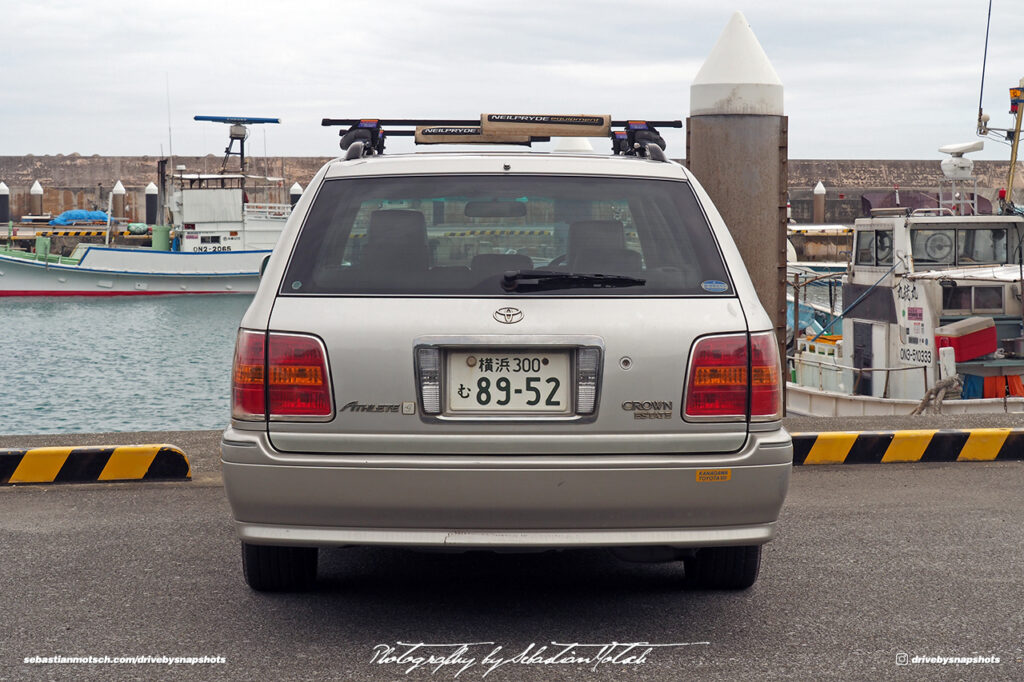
941, 284, 1003, 314
855, 231, 874, 265
957, 228, 1007, 264
855, 229, 893, 266
911, 226, 1008, 266
911, 229, 955, 265
941, 285, 971, 313
973, 285, 1004, 313
876, 230, 893, 264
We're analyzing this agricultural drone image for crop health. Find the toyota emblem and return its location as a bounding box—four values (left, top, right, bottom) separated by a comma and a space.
493, 307, 524, 324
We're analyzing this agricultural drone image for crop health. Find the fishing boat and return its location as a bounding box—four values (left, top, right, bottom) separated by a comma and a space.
787, 224, 851, 278
0, 116, 291, 296
788, 81, 1024, 415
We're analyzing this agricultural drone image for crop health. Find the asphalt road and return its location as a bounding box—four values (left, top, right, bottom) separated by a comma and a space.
2, 429, 1023, 680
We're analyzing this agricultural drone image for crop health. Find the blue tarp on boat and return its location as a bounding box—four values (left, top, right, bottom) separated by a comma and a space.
49, 210, 109, 226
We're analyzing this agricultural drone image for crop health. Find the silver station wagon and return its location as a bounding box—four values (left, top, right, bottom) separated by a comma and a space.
222, 115, 792, 591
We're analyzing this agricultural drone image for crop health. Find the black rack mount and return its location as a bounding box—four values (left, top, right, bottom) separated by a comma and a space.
321, 115, 682, 160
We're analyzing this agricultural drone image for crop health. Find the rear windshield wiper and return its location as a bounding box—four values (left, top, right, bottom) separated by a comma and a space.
501, 269, 646, 292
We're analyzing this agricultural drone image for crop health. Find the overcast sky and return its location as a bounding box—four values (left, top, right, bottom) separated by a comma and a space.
3, 0, 1021, 160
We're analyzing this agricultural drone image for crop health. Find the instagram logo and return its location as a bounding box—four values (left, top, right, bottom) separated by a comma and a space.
895, 653, 909, 666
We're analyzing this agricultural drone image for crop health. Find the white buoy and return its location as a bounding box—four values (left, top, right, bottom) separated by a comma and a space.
687, 10, 787, 349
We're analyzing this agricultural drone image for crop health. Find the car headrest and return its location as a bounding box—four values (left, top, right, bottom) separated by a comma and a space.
368, 210, 427, 245
568, 219, 626, 251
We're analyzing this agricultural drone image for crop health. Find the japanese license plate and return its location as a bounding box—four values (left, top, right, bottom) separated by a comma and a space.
447, 350, 571, 413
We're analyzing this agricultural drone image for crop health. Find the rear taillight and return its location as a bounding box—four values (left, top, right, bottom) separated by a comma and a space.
231, 330, 333, 421
232, 329, 266, 420
685, 334, 748, 420
684, 331, 782, 422
749, 331, 783, 421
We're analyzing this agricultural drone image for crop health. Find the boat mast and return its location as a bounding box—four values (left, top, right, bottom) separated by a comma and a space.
977, 0, 992, 136
1006, 79, 1024, 209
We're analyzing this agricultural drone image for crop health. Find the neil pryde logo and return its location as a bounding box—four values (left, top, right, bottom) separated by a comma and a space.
422, 127, 480, 135
493, 307, 524, 324
487, 114, 604, 126
622, 400, 674, 420
341, 401, 400, 413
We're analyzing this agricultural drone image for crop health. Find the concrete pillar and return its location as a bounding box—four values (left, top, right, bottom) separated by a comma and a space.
30, 180, 43, 216
0, 182, 8, 223
145, 182, 158, 225
813, 181, 826, 223
289, 182, 303, 207
686, 11, 788, 353
112, 180, 126, 220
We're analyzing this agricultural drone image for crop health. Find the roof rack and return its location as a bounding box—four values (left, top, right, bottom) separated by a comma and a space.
321, 115, 682, 161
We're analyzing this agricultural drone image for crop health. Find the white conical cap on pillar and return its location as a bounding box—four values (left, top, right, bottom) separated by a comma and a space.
112, 180, 126, 195
145, 182, 158, 194
553, 137, 596, 153
690, 11, 783, 116
0, 182, 8, 195
813, 181, 826, 195
31, 181, 43, 194
290, 182, 303, 194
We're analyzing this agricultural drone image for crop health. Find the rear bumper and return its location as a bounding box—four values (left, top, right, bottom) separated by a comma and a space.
221, 426, 792, 549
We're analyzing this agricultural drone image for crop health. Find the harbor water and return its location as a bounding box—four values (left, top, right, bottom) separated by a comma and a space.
2, 295, 250, 435
3, 284, 844, 437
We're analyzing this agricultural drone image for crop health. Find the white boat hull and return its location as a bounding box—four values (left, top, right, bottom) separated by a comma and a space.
786, 383, 1024, 416
0, 247, 269, 296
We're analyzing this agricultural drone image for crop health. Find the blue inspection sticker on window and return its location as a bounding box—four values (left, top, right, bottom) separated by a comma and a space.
701, 280, 729, 293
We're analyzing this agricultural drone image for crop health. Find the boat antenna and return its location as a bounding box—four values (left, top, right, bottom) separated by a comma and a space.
166, 73, 174, 158
192, 116, 281, 175
977, 0, 992, 135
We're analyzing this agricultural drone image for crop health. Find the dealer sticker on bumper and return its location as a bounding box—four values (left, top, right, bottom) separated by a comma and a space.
696, 469, 732, 483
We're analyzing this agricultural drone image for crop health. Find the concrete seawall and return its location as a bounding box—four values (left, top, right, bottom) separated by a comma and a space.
1, 156, 1016, 224
0, 155, 329, 221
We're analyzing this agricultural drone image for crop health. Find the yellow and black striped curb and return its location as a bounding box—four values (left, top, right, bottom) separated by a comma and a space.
34, 230, 133, 237
0, 445, 191, 485
443, 229, 552, 237
792, 429, 1024, 465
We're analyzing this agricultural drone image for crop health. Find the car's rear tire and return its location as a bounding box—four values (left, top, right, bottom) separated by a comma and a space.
241, 542, 318, 592
683, 545, 761, 590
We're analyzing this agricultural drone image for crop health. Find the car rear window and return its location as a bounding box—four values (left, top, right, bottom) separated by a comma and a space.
280, 174, 733, 296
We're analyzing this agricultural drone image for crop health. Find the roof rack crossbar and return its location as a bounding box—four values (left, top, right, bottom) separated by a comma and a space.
323, 115, 682, 160
322, 118, 480, 127
322, 118, 683, 128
